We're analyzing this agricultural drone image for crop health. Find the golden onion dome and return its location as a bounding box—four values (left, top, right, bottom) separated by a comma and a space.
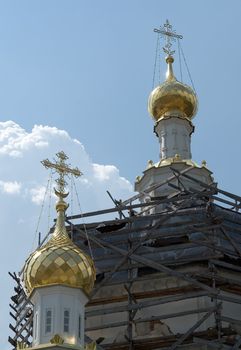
23, 198, 96, 296
148, 55, 198, 122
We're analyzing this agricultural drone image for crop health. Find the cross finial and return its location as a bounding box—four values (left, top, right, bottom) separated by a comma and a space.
154, 19, 183, 56
41, 151, 82, 199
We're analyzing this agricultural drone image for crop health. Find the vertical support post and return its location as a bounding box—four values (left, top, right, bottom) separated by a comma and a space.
127, 210, 133, 350
8, 272, 33, 349
126, 207, 136, 350
209, 262, 222, 340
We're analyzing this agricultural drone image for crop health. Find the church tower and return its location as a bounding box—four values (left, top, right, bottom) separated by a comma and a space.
135, 21, 214, 211
22, 151, 96, 349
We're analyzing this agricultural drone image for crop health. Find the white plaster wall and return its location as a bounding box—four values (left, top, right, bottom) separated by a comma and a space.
86, 274, 241, 344
155, 118, 193, 160
135, 163, 214, 213
31, 285, 88, 346
87, 298, 214, 343
86, 295, 213, 342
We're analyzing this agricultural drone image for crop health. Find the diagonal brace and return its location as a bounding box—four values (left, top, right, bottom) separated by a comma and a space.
170, 305, 219, 350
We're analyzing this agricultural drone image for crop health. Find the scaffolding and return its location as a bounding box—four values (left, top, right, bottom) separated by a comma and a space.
9, 166, 241, 350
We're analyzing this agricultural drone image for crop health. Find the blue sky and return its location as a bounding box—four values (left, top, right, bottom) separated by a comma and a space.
1, 0, 241, 348
0, 0, 240, 187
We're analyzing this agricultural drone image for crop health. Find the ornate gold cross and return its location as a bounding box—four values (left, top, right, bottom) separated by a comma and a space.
41, 151, 82, 197
154, 19, 183, 56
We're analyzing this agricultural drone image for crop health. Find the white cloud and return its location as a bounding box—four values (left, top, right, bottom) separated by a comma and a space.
93, 164, 115, 181
0, 180, 21, 194
0, 121, 134, 348
30, 186, 47, 205
0, 120, 134, 215
0, 121, 70, 157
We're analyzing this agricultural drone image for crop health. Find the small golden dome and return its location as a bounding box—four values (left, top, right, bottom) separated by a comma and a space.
23, 199, 96, 295
148, 56, 198, 122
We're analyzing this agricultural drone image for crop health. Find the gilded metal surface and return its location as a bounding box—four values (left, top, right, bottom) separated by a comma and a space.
50, 334, 64, 344
136, 158, 212, 184
151, 157, 208, 171
157, 157, 200, 168
154, 19, 183, 57
148, 56, 198, 121
23, 210, 95, 295
17, 342, 28, 349
23, 152, 96, 295
41, 151, 82, 196
85, 342, 97, 350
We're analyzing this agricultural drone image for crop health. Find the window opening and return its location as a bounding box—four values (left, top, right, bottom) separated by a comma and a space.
45, 309, 52, 334
78, 315, 81, 339
64, 309, 70, 333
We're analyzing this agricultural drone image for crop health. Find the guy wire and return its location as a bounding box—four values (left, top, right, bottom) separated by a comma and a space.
70, 175, 74, 240
179, 41, 196, 93
72, 178, 94, 260
47, 169, 53, 234
178, 39, 183, 82
33, 170, 52, 250
152, 32, 160, 89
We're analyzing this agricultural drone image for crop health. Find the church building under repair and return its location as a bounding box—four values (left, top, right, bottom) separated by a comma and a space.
9, 22, 241, 350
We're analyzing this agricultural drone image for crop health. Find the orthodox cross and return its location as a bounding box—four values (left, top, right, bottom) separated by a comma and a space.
154, 20, 183, 56
41, 151, 82, 196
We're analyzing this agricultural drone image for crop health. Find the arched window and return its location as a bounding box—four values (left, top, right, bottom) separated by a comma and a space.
64, 309, 70, 333
45, 309, 52, 334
